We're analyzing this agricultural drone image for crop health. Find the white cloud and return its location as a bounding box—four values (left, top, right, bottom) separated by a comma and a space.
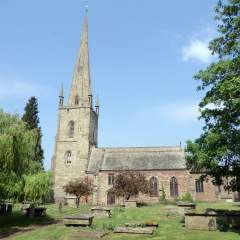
159, 101, 200, 123
182, 39, 213, 64
136, 101, 200, 125
0, 75, 42, 100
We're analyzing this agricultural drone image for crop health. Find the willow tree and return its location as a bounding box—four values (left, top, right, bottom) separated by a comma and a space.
0, 109, 39, 202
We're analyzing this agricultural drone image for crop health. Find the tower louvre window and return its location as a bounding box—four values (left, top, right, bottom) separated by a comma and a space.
68, 121, 75, 138
75, 95, 79, 105
195, 179, 204, 192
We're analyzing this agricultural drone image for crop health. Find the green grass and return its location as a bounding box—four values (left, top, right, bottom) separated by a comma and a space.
0, 202, 240, 240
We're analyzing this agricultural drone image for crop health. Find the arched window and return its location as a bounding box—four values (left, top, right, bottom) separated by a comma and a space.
75, 95, 79, 105
195, 179, 204, 192
170, 176, 178, 197
68, 121, 74, 138
107, 192, 115, 205
150, 177, 159, 197
64, 151, 72, 166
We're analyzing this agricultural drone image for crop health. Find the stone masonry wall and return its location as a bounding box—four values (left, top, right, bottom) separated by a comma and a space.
53, 106, 97, 202
95, 170, 219, 205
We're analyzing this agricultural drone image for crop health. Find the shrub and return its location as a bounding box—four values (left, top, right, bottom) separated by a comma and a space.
159, 184, 167, 204
216, 218, 229, 232
103, 222, 116, 231
178, 192, 193, 202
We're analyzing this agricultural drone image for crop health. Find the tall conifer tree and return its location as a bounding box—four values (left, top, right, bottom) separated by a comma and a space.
22, 97, 44, 169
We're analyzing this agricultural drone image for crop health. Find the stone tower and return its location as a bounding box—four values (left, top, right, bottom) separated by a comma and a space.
52, 10, 99, 202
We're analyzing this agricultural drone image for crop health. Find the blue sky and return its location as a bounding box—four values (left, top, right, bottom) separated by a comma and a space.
0, 0, 218, 170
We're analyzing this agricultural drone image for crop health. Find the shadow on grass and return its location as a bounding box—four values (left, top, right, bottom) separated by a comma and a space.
0, 210, 57, 239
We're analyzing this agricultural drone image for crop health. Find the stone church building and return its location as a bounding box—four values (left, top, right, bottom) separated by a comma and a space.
52, 11, 229, 205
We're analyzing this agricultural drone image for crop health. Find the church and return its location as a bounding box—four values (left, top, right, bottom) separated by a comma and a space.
52, 11, 230, 205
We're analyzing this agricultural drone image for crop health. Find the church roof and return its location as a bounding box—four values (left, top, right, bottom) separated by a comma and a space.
87, 146, 186, 173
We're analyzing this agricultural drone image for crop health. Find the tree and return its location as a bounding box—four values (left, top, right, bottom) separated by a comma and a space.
109, 171, 150, 201
23, 172, 53, 206
63, 178, 93, 208
0, 109, 40, 202
22, 97, 44, 169
186, 0, 240, 192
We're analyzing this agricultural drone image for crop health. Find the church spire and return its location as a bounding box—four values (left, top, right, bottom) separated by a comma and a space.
68, 8, 92, 106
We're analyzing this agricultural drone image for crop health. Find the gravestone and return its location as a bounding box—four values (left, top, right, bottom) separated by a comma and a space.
114, 227, 154, 234
64, 214, 94, 226
91, 206, 111, 218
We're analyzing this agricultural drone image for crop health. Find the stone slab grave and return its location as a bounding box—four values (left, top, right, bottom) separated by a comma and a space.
91, 206, 111, 218
124, 200, 137, 208
177, 202, 196, 216
185, 210, 240, 231
125, 221, 159, 229
63, 214, 94, 226
114, 227, 155, 235
65, 230, 109, 239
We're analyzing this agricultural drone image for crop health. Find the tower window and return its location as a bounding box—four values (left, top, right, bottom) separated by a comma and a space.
170, 176, 178, 197
108, 174, 114, 185
75, 95, 79, 105
195, 179, 204, 192
64, 151, 72, 166
68, 121, 75, 138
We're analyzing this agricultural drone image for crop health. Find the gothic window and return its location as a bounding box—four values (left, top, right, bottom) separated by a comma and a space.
108, 174, 114, 185
195, 179, 204, 192
75, 95, 79, 105
68, 121, 75, 138
64, 151, 72, 166
170, 176, 178, 197
150, 177, 159, 197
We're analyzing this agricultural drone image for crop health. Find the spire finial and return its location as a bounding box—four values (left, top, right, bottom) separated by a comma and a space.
85, 5, 88, 12
59, 83, 64, 97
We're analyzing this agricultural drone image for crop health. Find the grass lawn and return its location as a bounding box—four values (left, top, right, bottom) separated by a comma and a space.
0, 202, 240, 240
